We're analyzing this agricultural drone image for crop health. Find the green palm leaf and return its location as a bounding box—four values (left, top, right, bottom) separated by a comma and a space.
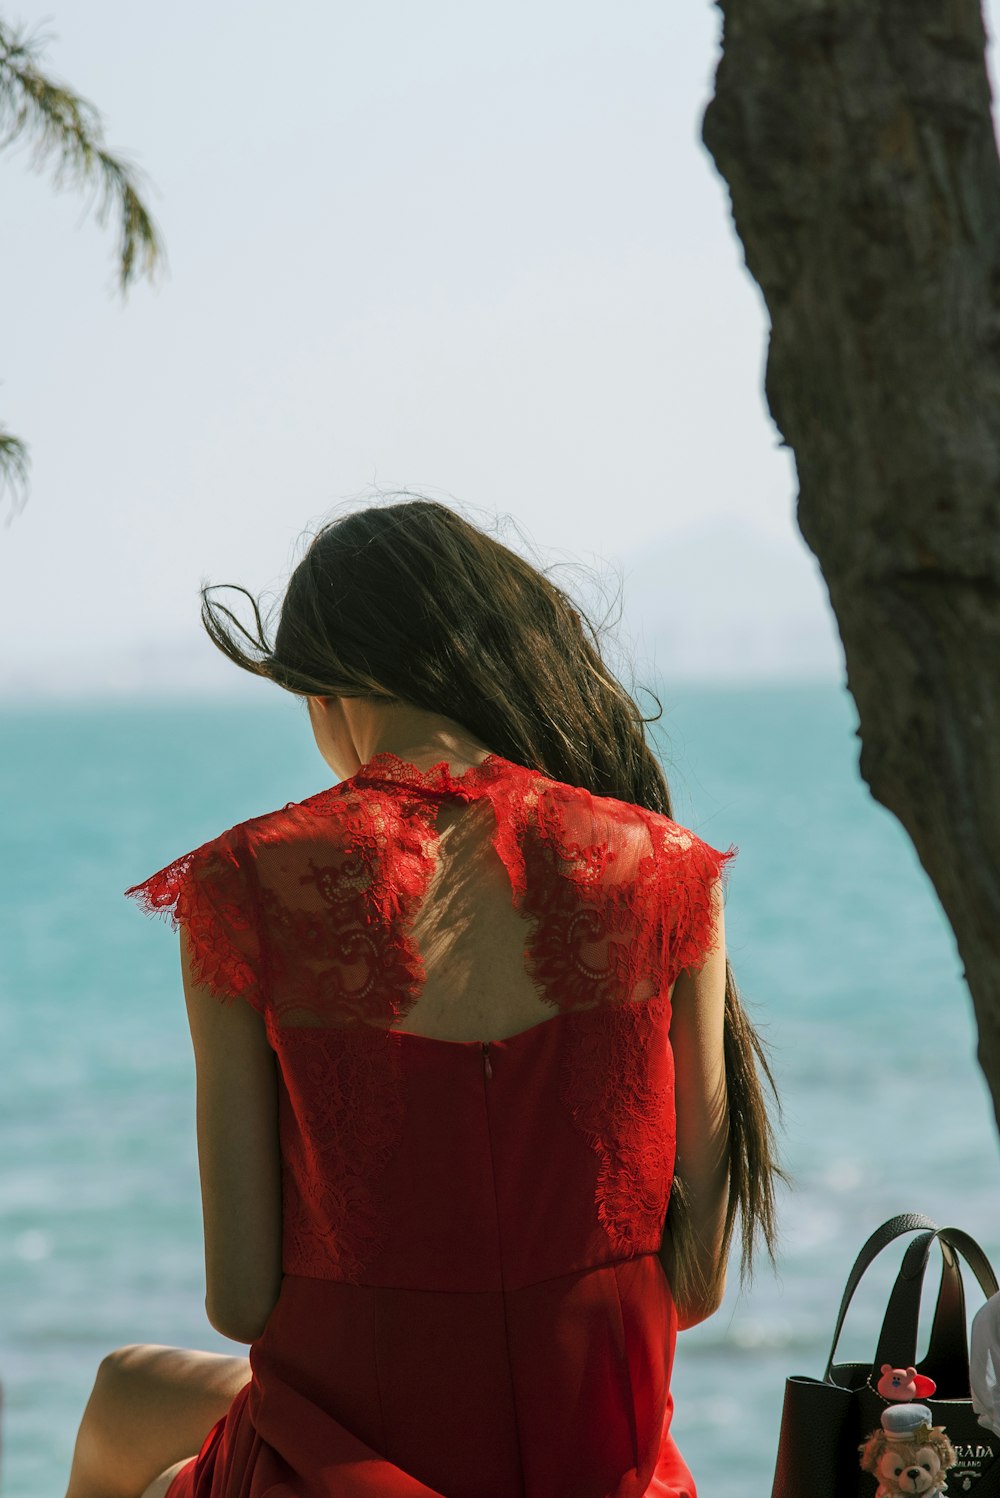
0, 16, 166, 515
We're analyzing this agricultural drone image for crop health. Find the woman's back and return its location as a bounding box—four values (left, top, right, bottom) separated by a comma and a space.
126, 748, 737, 1498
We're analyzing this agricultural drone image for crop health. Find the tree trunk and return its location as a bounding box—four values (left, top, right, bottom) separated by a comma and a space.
700, 1, 1000, 1124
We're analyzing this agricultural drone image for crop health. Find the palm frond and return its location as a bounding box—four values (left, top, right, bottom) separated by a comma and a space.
0, 16, 166, 296
0, 428, 30, 523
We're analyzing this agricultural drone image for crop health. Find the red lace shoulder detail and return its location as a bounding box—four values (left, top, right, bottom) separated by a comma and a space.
545, 805, 736, 1255
510, 782, 663, 1012
652, 817, 739, 987
252, 781, 478, 1028
124, 828, 265, 1014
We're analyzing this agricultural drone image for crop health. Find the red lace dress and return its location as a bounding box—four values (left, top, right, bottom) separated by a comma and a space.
125, 750, 737, 1498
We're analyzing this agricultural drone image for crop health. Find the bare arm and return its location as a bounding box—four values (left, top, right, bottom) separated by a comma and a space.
180, 925, 283, 1344
659, 873, 731, 1330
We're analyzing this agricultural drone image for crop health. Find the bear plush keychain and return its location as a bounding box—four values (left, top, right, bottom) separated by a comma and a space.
859, 1403, 958, 1497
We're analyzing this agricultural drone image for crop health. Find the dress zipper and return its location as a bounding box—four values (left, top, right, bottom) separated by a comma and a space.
481, 1040, 493, 1080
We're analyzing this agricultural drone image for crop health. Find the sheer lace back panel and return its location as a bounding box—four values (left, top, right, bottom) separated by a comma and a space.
125, 750, 738, 1285
253, 751, 675, 1041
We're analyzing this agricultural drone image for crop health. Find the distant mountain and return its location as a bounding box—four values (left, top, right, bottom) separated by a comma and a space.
0, 634, 269, 703
0, 517, 842, 702
612, 516, 843, 683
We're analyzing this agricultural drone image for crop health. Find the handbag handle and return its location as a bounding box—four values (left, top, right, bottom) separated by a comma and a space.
899, 1225, 998, 1300
872, 1224, 1000, 1390
820, 1216, 999, 1378
881, 1230, 967, 1387
823, 1213, 940, 1380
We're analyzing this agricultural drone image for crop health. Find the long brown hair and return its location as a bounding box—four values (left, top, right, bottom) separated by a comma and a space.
200, 494, 788, 1311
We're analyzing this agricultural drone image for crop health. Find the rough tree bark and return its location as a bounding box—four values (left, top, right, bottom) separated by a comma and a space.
701, 2, 1000, 1124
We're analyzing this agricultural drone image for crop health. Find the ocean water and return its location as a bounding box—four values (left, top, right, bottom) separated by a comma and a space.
1, 681, 998, 1497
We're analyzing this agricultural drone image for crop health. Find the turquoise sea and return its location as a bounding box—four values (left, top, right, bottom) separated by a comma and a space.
2, 682, 998, 1496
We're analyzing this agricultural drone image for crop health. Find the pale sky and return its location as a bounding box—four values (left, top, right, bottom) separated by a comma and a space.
3, 1, 995, 698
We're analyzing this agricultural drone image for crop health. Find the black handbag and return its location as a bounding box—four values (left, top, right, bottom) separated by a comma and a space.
770, 1212, 1000, 1497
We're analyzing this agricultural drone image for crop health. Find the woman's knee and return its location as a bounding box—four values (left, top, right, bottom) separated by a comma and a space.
69, 1345, 219, 1498
92, 1344, 166, 1411
96, 1344, 152, 1384
67, 1347, 164, 1498
91, 1341, 250, 1435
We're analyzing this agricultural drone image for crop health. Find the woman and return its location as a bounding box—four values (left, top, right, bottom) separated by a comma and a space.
65, 499, 785, 1498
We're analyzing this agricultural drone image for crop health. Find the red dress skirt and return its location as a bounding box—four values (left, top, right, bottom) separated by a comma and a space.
172, 1261, 695, 1498
165, 1022, 699, 1498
